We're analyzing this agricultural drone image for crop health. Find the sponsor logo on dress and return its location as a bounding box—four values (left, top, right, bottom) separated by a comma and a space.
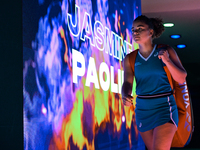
135, 62, 142, 66
154, 52, 158, 57
139, 122, 142, 128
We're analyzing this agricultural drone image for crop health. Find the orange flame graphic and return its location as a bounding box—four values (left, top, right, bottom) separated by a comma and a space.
50, 21, 139, 149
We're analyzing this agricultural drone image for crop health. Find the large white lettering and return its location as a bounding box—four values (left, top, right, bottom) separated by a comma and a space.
72, 49, 123, 94
104, 27, 115, 56
99, 62, 110, 91
67, 4, 80, 37
67, 4, 132, 61
121, 40, 132, 60
80, 11, 95, 46
72, 49, 85, 83
110, 66, 118, 93
114, 34, 121, 60
94, 21, 104, 51
85, 57, 100, 89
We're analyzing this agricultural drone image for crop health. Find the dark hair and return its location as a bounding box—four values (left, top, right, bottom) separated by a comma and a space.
133, 15, 165, 39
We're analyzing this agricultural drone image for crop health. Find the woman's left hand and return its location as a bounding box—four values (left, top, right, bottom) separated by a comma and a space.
158, 49, 171, 64
158, 46, 187, 84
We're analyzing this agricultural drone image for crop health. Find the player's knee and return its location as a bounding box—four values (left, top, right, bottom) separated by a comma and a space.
153, 141, 171, 150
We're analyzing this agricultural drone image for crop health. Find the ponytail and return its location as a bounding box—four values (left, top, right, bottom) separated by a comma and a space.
133, 15, 165, 39
150, 17, 165, 38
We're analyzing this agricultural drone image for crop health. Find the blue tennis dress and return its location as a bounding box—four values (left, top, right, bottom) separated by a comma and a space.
134, 44, 179, 132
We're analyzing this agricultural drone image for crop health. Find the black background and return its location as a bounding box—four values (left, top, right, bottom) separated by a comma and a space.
0, 0, 23, 149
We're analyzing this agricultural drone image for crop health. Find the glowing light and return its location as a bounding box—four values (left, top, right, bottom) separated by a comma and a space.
177, 44, 186, 48
24, 1, 142, 150
112, 14, 115, 18
170, 35, 181, 39
163, 23, 174, 27
41, 104, 47, 115
122, 115, 125, 122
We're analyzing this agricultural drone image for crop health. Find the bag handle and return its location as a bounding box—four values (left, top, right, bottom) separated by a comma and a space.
128, 49, 138, 74
157, 44, 174, 91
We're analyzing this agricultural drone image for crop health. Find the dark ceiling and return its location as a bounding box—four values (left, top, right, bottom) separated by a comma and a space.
141, 0, 200, 86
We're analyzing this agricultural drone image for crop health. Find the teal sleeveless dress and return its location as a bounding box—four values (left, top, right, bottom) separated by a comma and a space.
134, 44, 179, 132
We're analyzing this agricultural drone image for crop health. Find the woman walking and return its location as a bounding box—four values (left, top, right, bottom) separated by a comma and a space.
122, 15, 187, 150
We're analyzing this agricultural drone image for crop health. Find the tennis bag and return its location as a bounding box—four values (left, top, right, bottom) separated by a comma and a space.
128, 44, 194, 147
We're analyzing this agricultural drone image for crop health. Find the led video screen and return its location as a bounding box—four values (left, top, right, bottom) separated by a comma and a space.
23, 0, 144, 149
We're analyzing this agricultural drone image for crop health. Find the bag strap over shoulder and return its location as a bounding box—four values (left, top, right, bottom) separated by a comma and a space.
163, 66, 174, 91
128, 44, 169, 74
127, 44, 174, 90
156, 44, 174, 91
128, 49, 139, 73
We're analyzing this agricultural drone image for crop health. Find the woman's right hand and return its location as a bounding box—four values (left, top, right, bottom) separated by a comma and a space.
121, 54, 134, 106
122, 95, 133, 106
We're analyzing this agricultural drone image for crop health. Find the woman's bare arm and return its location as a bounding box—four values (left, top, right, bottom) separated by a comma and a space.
158, 46, 187, 84
121, 54, 134, 106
